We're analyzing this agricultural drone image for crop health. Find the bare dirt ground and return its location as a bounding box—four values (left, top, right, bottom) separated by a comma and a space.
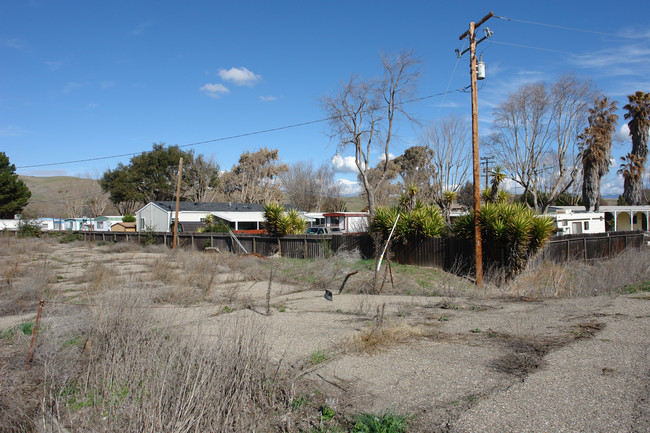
1, 238, 649, 432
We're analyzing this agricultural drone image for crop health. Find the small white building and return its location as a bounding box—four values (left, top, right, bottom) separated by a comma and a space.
550, 210, 606, 235
135, 201, 299, 233
323, 211, 369, 234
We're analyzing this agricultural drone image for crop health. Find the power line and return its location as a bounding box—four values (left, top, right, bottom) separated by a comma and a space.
16, 88, 466, 170
488, 40, 579, 56
495, 15, 644, 39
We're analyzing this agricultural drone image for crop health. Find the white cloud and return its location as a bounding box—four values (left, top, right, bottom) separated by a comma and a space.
218, 67, 261, 87
200, 83, 230, 98
571, 44, 650, 77
62, 82, 87, 93
331, 154, 360, 173
260, 95, 277, 102
6, 38, 26, 49
132, 20, 152, 36
378, 152, 396, 162
615, 123, 630, 144
601, 174, 624, 198
0, 125, 33, 137
337, 178, 362, 196
45, 61, 63, 71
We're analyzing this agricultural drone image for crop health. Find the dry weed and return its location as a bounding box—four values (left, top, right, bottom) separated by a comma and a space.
86, 261, 116, 292
347, 320, 422, 354
509, 248, 650, 298
39, 288, 290, 432
346, 303, 422, 354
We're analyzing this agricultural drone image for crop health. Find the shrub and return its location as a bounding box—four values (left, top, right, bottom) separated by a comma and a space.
122, 214, 136, 222
18, 220, 42, 237
453, 202, 555, 279
198, 214, 231, 233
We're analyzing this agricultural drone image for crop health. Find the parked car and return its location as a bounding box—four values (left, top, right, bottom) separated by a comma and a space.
306, 227, 330, 235
305, 227, 342, 235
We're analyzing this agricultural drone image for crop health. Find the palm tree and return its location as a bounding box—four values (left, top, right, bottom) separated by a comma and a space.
622, 91, 650, 204
579, 97, 618, 212
618, 153, 645, 205
489, 165, 507, 203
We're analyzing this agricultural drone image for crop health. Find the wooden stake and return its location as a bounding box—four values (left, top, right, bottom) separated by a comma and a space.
26, 299, 44, 370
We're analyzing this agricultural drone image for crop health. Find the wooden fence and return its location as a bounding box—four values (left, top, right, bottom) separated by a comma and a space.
80, 230, 647, 271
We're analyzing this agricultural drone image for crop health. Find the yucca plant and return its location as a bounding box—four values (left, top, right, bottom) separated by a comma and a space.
370, 205, 446, 242
263, 204, 307, 236
453, 202, 555, 279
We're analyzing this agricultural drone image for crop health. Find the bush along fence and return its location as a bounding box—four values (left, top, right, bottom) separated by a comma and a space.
78, 230, 647, 272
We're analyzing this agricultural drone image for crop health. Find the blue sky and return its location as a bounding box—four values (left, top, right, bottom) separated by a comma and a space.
2, 0, 649, 197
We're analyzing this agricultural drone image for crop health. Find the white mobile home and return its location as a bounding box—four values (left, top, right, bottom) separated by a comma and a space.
323, 212, 369, 234
550, 210, 605, 235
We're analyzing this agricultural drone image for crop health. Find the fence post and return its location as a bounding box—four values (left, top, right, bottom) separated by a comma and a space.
583, 237, 587, 263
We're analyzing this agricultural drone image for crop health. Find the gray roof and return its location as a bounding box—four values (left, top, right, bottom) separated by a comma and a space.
151, 201, 295, 213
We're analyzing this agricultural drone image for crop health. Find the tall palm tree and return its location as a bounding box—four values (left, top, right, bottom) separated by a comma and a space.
618, 153, 645, 205
622, 91, 650, 204
579, 97, 618, 212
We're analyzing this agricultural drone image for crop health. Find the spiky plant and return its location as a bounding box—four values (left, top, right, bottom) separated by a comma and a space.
453, 202, 555, 279
263, 204, 307, 236
370, 205, 446, 242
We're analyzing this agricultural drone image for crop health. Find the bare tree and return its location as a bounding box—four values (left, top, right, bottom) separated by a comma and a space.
419, 114, 471, 209
487, 75, 597, 213
323, 50, 420, 215
281, 161, 343, 211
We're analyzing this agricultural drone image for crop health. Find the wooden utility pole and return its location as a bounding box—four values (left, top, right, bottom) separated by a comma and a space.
172, 157, 183, 249
480, 155, 495, 189
459, 11, 493, 285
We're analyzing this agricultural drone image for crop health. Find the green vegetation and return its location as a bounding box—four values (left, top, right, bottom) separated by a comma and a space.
453, 202, 555, 279
263, 203, 307, 235
198, 214, 231, 233
0, 152, 31, 219
371, 205, 446, 241
122, 214, 136, 222
310, 349, 329, 365
351, 410, 411, 433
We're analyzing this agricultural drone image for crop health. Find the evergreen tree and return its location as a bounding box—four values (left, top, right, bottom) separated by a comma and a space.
0, 152, 31, 219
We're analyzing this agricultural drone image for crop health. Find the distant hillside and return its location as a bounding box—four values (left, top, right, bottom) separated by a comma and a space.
19, 175, 119, 217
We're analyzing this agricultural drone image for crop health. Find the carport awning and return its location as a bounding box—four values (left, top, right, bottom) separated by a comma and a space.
210, 211, 266, 223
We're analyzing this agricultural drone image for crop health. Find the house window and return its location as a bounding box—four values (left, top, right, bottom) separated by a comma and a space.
140, 218, 145, 228
562, 220, 568, 226
584, 221, 589, 230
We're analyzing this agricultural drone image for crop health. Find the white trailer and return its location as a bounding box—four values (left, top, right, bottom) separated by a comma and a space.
552, 210, 605, 235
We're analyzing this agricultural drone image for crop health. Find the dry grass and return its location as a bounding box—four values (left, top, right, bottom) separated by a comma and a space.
508, 248, 650, 298
0, 288, 292, 433
346, 304, 422, 354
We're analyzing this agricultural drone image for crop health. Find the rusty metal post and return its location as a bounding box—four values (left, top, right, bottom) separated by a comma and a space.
26, 299, 44, 370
